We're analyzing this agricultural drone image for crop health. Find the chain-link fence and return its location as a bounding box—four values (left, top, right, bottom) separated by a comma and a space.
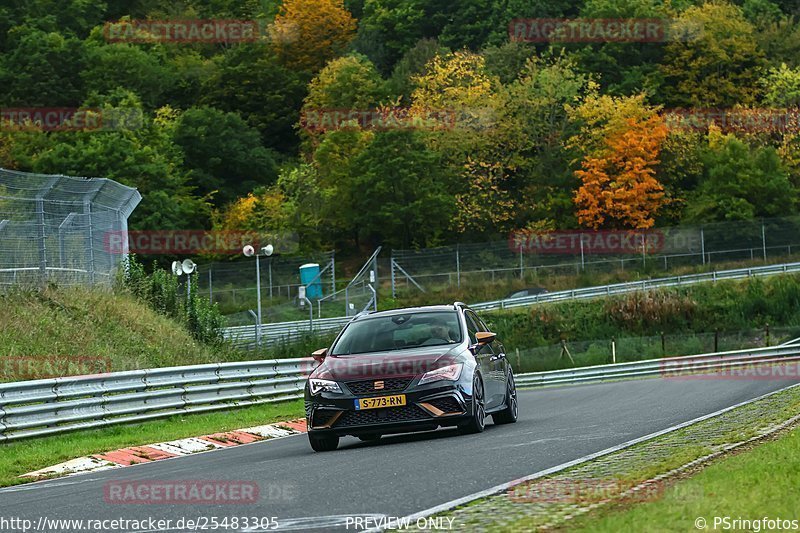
219, 247, 380, 331
201, 251, 341, 325
507, 325, 800, 374
390, 217, 800, 296
0, 168, 141, 287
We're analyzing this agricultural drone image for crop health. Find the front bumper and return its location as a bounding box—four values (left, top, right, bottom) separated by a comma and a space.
305, 378, 473, 437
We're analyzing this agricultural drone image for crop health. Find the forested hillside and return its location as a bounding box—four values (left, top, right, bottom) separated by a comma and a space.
1, 0, 799, 252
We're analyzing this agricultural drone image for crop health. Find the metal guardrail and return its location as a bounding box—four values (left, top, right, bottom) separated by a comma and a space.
223, 317, 351, 349
515, 345, 800, 388
224, 262, 800, 349
0, 358, 315, 442
3, 345, 800, 442
471, 262, 800, 311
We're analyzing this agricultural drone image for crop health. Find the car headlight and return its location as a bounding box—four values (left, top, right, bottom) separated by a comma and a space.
419, 363, 463, 385
309, 378, 342, 395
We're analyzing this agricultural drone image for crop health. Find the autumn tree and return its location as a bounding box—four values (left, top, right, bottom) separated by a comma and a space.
270, 0, 357, 73
574, 115, 669, 229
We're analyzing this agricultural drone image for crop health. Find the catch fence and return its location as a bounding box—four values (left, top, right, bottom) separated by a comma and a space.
0, 168, 141, 287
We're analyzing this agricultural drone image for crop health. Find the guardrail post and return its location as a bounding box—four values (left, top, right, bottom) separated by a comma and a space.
611, 337, 616, 364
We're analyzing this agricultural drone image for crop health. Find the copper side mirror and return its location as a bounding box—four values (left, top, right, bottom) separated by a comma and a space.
475, 331, 497, 345
311, 348, 328, 363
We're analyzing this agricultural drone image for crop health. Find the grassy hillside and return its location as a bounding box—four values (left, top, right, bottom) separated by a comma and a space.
0, 286, 267, 382
484, 273, 800, 350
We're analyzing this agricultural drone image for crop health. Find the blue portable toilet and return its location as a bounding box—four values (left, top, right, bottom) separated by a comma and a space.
299, 263, 323, 299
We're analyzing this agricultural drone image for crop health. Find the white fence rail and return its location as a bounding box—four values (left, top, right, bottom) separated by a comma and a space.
3, 345, 800, 442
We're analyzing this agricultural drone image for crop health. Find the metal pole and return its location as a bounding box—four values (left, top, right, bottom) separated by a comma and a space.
255, 255, 262, 348
762, 222, 767, 262
456, 244, 461, 288
391, 256, 396, 299
187, 274, 191, 300
519, 248, 524, 280
579, 233, 585, 271
331, 251, 336, 297
268, 257, 273, 300
208, 269, 213, 304
36, 198, 47, 286
700, 227, 705, 265
641, 234, 646, 268
611, 338, 616, 364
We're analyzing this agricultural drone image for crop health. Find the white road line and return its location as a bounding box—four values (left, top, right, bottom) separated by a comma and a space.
364, 382, 800, 532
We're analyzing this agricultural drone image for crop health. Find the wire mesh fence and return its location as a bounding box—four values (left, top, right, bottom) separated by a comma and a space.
508, 326, 800, 374
390, 217, 800, 296
196, 251, 336, 318
0, 167, 141, 288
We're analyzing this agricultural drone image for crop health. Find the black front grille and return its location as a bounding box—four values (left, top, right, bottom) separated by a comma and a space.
428, 396, 463, 414
336, 404, 431, 427
311, 409, 340, 427
345, 377, 412, 395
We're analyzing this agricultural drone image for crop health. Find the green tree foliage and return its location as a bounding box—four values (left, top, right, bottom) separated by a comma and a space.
349, 130, 455, 248
686, 132, 795, 221
760, 63, 800, 107
304, 53, 388, 110
0, 27, 86, 105
201, 43, 308, 152
660, 2, 765, 107
571, 0, 667, 97
0, 0, 799, 258
388, 38, 449, 102
172, 106, 279, 206
82, 41, 176, 109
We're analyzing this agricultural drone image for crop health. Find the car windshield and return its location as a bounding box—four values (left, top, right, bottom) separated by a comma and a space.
331, 311, 462, 355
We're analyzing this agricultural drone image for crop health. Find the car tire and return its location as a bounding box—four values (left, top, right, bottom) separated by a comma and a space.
357, 434, 381, 442
308, 433, 339, 452
493, 372, 518, 425
458, 375, 486, 435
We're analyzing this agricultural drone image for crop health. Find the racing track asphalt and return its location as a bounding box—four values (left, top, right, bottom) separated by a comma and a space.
1, 373, 798, 532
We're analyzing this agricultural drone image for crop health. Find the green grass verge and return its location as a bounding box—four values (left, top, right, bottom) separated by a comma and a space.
0, 400, 304, 488
572, 427, 800, 532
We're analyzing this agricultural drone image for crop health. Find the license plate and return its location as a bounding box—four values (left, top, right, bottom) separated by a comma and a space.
355, 394, 406, 410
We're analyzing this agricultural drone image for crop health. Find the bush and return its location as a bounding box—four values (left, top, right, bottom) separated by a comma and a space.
117, 256, 224, 345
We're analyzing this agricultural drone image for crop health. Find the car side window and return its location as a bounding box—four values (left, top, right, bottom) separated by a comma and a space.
464, 312, 479, 344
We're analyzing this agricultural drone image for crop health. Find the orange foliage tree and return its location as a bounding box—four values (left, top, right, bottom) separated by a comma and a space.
574, 116, 669, 229
270, 0, 357, 73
